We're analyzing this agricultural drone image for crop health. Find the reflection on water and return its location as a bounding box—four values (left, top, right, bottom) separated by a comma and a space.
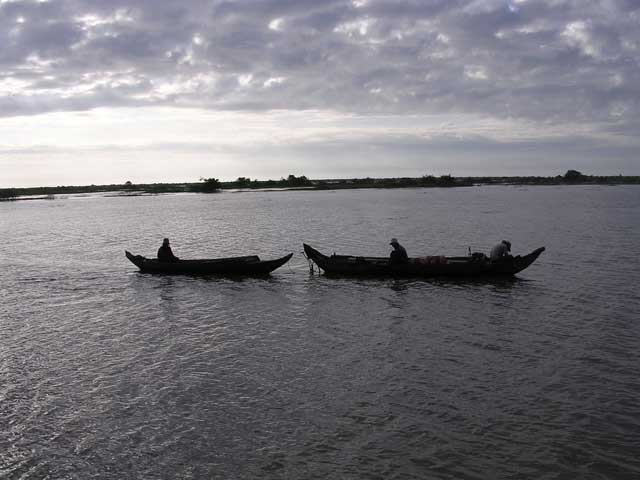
1, 186, 639, 479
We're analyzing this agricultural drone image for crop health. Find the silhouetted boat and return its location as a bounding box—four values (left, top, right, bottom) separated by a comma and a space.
303, 244, 545, 278
125, 251, 293, 275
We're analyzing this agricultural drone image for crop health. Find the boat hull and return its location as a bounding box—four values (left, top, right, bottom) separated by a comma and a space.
303, 244, 544, 278
125, 251, 293, 275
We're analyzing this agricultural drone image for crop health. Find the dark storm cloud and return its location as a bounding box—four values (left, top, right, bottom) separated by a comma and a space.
1, 0, 639, 130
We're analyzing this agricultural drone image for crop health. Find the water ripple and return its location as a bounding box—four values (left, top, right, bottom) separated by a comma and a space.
1, 186, 639, 479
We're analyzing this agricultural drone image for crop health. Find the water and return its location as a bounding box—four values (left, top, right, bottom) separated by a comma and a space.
1, 186, 639, 479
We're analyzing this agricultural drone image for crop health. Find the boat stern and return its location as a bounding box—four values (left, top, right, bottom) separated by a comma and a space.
125, 250, 145, 270
511, 246, 546, 274
303, 243, 327, 261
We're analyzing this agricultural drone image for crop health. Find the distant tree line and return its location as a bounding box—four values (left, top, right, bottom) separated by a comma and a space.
224, 174, 313, 189
2, 171, 638, 200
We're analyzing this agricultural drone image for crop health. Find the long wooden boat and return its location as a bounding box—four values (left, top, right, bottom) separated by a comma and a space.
303, 244, 545, 278
125, 251, 293, 275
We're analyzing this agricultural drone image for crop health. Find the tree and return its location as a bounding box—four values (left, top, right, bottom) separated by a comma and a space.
564, 170, 583, 181
438, 174, 454, 186
284, 174, 311, 187
0, 188, 17, 199
198, 177, 221, 192
421, 175, 436, 185
235, 177, 251, 188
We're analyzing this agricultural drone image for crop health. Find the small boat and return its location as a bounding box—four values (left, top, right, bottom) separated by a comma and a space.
125, 251, 293, 275
303, 244, 545, 278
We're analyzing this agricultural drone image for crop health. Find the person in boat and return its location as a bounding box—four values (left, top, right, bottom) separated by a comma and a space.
158, 238, 180, 262
389, 238, 408, 264
490, 240, 512, 261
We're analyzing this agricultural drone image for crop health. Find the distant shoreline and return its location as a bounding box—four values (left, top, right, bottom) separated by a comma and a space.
2, 174, 639, 201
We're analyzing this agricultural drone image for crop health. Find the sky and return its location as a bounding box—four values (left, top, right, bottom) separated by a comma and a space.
1, 0, 639, 187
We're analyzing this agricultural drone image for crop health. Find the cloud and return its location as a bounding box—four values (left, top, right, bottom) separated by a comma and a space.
1, 107, 637, 187
0, 0, 637, 120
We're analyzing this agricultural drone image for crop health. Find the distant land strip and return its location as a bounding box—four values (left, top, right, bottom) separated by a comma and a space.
2, 171, 639, 201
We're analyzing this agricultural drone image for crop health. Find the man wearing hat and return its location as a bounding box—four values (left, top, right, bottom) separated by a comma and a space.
490, 240, 512, 261
157, 238, 180, 262
389, 238, 408, 264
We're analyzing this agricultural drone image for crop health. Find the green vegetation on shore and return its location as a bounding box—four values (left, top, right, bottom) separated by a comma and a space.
1, 171, 638, 201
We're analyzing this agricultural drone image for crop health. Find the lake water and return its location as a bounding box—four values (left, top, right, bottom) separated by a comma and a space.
1, 185, 639, 479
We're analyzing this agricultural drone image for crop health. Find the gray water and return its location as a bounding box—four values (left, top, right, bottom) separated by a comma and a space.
1, 186, 639, 479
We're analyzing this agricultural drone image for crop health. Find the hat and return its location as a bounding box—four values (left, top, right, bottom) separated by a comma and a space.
390, 238, 399, 245
502, 240, 511, 251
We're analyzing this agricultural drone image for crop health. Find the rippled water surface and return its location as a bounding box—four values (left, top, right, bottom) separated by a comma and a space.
2, 186, 639, 479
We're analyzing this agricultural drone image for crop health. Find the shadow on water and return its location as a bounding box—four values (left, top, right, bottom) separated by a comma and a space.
430, 275, 531, 290
313, 271, 530, 290
126, 271, 287, 312
128, 270, 283, 284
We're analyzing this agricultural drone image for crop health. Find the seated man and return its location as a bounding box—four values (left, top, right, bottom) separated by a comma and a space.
157, 238, 180, 262
389, 238, 408, 264
490, 240, 512, 261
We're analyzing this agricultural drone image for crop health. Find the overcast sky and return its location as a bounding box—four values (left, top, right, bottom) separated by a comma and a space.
1, 0, 639, 187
